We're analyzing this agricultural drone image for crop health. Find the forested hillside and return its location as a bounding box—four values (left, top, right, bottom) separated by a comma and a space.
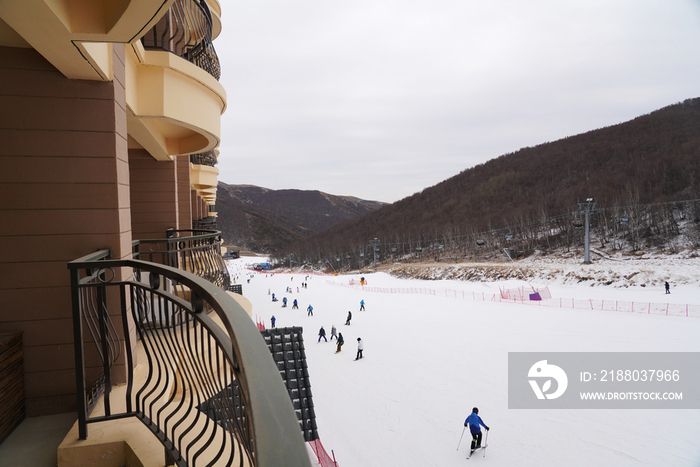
272, 98, 700, 265
216, 183, 385, 252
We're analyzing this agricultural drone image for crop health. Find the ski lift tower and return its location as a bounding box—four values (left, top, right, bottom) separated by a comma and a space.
370, 238, 380, 268
578, 198, 596, 264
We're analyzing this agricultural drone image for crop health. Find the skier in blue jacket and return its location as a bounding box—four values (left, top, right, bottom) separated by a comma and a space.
464, 407, 489, 451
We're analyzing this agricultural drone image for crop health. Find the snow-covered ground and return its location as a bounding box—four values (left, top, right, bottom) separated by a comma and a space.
228, 257, 700, 467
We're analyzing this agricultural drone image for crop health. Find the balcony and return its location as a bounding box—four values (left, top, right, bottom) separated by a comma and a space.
193, 217, 217, 231
191, 152, 219, 204
141, 0, 221, 81
125, 43, 226, 161
133, 228, 229, 293
190, 151, 218, 167
59, 230, 311, 466
0, 0, 175, 80
125, 0, 226, 161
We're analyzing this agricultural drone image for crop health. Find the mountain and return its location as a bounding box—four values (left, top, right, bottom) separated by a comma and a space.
215, 183, 386, 253
273, 98, 700, 261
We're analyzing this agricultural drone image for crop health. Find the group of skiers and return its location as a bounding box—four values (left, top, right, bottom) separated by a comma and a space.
265, 277, 370, 359
261, 272, 495, 457
317, 325, 364, 359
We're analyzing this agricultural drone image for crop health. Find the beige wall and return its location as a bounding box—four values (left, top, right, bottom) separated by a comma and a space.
128, 149, 179, 239
0, 45, 132, 416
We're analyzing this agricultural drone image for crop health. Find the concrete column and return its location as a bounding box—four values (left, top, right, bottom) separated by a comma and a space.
176, 155, 192, 230
129, 150, 179, 240
191, 190, 200, 221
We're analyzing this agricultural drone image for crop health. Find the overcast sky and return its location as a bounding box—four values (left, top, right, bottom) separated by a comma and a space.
214, 0, 700, 203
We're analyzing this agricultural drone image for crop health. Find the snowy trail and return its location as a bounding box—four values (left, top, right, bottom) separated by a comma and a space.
228, 260, 700, 467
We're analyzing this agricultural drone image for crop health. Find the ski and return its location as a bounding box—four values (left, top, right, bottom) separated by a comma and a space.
467, 444, 488, 460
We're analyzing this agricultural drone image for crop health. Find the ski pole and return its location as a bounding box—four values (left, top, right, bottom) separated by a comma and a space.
457, 426, 466, 450
483, 429, 489, 457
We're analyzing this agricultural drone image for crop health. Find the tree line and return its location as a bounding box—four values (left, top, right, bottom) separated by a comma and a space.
271, 197, 700, 271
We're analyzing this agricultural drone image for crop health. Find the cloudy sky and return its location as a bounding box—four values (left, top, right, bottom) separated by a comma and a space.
214, 0, 700, 203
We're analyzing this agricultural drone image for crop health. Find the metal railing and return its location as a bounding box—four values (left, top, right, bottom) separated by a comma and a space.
141, 0, 221, 80
69, 250, 311, 467
190, 151, 217, 167
193, 217, 217, 231
133, 229, 229, 293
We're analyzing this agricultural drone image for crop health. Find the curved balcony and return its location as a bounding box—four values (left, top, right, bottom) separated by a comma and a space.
0, 0, 175, 80
141, 0, 221, 81
68, 247, 311, 466
208, 0, 222, 40
126, 44, 226, 160
133, 228, 229, 292
191, 150, 218, 167
193, 217, 217, 231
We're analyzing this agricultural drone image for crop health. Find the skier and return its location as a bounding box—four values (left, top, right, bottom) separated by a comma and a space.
355, 337, 364, 360
330, 325, 338, 341
360, 299, 365, 311
271, 315, 276, 328
345, 311, 352, 325
271, 293, 277, 302
665, 281, 671, 294
282, 297, 288, 307
307, 304, 314, 316
464, 407, 489, 453
292, 299, 298, 309
318, 326, 327, 342
335, 333, 344, 353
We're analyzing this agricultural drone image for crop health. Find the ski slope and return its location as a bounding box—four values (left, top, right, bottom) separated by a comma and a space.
228, 258, 700, 467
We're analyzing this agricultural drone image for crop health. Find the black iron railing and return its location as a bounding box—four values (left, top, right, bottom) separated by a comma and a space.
133, 229, 229, 293
193, 217, 217, 231
69, 250, 311, 467
141, 0, 221, 80
190, 151, 217, 167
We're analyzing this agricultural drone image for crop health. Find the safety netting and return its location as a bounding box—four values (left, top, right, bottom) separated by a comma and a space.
308, 439, 338, 467
499, 285, 552, 301
325, 280, 699, 318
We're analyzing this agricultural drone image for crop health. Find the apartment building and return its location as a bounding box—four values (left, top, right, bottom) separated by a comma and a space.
0, 0, 224, 417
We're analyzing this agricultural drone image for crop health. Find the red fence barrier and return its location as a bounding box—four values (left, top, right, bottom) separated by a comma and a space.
308, 439, 338, 466
325, 280, 700, 318
500, 285, 552, 300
